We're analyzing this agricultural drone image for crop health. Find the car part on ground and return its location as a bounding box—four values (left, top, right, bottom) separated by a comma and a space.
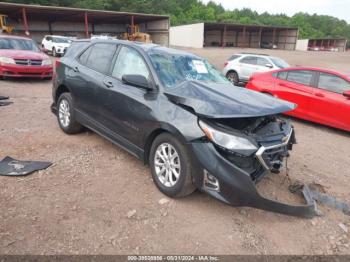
246, 66, 350, 132
289, 181, 350, 216
0, 35, 53, 79
0, 156, 52, 176
223, 53, 289, 84
51, 39, 318, 218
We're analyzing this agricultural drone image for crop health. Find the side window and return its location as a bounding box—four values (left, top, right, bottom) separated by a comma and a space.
228, 55, 241, 61
277, 71, 288, 80
79, 45, 93, 65
286, 70, 313, 86
256, 57, 269, 66
80, 43, 117, 74
240, 56, 257, 65
318, 73, 350, 94
112, 46, 150, 80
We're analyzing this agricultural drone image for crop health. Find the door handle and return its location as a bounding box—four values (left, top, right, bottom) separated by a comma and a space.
72, 66, 79, 72
315, 92, 324, 97
103, 80, 114, 88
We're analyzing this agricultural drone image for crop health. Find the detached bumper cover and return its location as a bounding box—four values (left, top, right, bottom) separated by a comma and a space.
0, 64, 53, 78
190, 142, 318, 218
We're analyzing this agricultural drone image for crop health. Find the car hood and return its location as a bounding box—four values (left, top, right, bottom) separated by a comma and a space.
0, 49, 49, 60
55, 43, 70, 48
164, 81, 295, 118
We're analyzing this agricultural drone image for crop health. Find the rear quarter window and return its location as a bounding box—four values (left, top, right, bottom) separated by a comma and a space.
64, 41, 89, 58
228, 55, 241, 61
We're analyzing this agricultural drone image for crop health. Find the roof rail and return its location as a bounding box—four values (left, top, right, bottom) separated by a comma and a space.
240, 52, 270, 56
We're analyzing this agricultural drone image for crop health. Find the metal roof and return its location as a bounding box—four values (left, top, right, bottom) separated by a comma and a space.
203, 22, 298, 30
0, 2, 169, 23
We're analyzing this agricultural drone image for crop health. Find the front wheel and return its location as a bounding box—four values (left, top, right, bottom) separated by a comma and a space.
149, 133, 196, 198
226, 71, 239, 85
52, 47, 57, 57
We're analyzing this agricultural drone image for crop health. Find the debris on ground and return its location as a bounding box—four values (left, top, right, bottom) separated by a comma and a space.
127, 209, 137, 218
0, 156, 52, 176
0, 95, 12, 106
289, 181, 350, 216
158, 198, 170, 205
338, 223, 348, 233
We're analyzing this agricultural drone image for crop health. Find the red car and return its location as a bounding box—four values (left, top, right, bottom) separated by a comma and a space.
246, 67, 350, 131
0, 35, 53, 79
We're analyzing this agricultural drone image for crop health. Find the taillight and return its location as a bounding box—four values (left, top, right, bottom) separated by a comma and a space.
224, 61, 228, 67
55, 59, 61, 69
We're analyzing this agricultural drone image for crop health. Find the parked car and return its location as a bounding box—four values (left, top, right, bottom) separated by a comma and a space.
260, 41, 278, 49
0, 34, 53, 79
51, 39, 317, 217
246, 67, 350, 132
223, 53, 289, 85
41, 35, 72, 57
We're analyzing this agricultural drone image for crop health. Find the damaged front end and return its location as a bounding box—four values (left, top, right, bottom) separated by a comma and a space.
191, 115, 318, 218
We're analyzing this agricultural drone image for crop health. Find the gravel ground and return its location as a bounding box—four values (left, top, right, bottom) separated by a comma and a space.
0, 48, 349, 255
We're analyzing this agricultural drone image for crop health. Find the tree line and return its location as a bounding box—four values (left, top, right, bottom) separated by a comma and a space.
4, 0, 350, 44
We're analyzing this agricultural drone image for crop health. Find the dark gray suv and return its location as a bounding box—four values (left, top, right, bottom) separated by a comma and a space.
51, 39, 316, 217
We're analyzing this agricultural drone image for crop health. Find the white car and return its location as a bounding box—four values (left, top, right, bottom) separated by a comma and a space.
223, 53, 290, 85
41, 35, 72, 57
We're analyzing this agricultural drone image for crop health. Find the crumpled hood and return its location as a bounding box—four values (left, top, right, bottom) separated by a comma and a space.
164, 81, 296, 118
0, 49, 49, 60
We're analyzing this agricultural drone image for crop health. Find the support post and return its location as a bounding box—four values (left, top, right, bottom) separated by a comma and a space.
48, 21, 53, 35
272, 28, 276, 46
84, 12, 89, 38
258, 27, 262, 48
130, 15, 135, 35
222, 24, 226, 48
22, 7, 29, 36
242, 26, 246, 47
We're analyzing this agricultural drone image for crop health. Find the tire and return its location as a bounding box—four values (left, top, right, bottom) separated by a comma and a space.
57, 93, 82, 134
226, 71, 239, 85
149, 133, 196, 198
52, 47, 57, 57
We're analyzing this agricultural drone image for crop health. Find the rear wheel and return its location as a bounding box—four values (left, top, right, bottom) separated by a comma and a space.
149, 133, 196, 198
226, 71, 239, 85
57, 93, 82, 134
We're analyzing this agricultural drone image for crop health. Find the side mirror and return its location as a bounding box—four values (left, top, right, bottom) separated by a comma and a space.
265, 63, 273, 68
122, 74, 152, 91
343, 90, 350, 99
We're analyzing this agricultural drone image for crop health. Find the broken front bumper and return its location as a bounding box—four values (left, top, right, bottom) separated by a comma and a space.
190, 142, 318, 218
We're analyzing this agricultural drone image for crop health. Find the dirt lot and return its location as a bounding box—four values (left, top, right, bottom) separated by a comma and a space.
0, 48, 350, 255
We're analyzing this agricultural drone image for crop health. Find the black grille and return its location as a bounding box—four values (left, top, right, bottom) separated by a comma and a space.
14, 59, 42, 66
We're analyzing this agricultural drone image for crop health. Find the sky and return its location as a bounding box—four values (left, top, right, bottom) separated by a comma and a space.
201, 0, 350, 23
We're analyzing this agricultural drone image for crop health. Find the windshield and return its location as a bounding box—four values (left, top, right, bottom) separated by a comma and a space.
271, 57, 289, 68
149, 51, 230, 88
0, 38, 39, 51
53, 37, 70, 43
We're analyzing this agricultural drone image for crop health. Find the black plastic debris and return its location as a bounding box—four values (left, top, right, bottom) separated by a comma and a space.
289, 181, 350, 216
0, 156, 52, 177
0, 101, 13, 107
0, 96, 12, 107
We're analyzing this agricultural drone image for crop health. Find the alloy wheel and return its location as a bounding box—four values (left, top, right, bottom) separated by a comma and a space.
58, 99, 71, 128
154, 143, 181, 187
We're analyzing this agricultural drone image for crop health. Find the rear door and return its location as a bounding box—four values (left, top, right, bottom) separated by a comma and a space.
67, 43, 117, 120
273, 70, 316, 118
310, 72, 350, 130
238, 56, 257, 80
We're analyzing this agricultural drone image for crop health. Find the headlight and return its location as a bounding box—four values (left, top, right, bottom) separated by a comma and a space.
0, 56, 15, 65
42, 59, 52, 66
199, 120, 257, 151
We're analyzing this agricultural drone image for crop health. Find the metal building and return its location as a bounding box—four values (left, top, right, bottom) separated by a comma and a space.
296, 38, 347, 52
0, 2, 170, 45
170, 22, 299, 50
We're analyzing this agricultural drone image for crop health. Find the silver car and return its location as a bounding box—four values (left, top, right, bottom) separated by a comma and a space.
222, 53, 289, 85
